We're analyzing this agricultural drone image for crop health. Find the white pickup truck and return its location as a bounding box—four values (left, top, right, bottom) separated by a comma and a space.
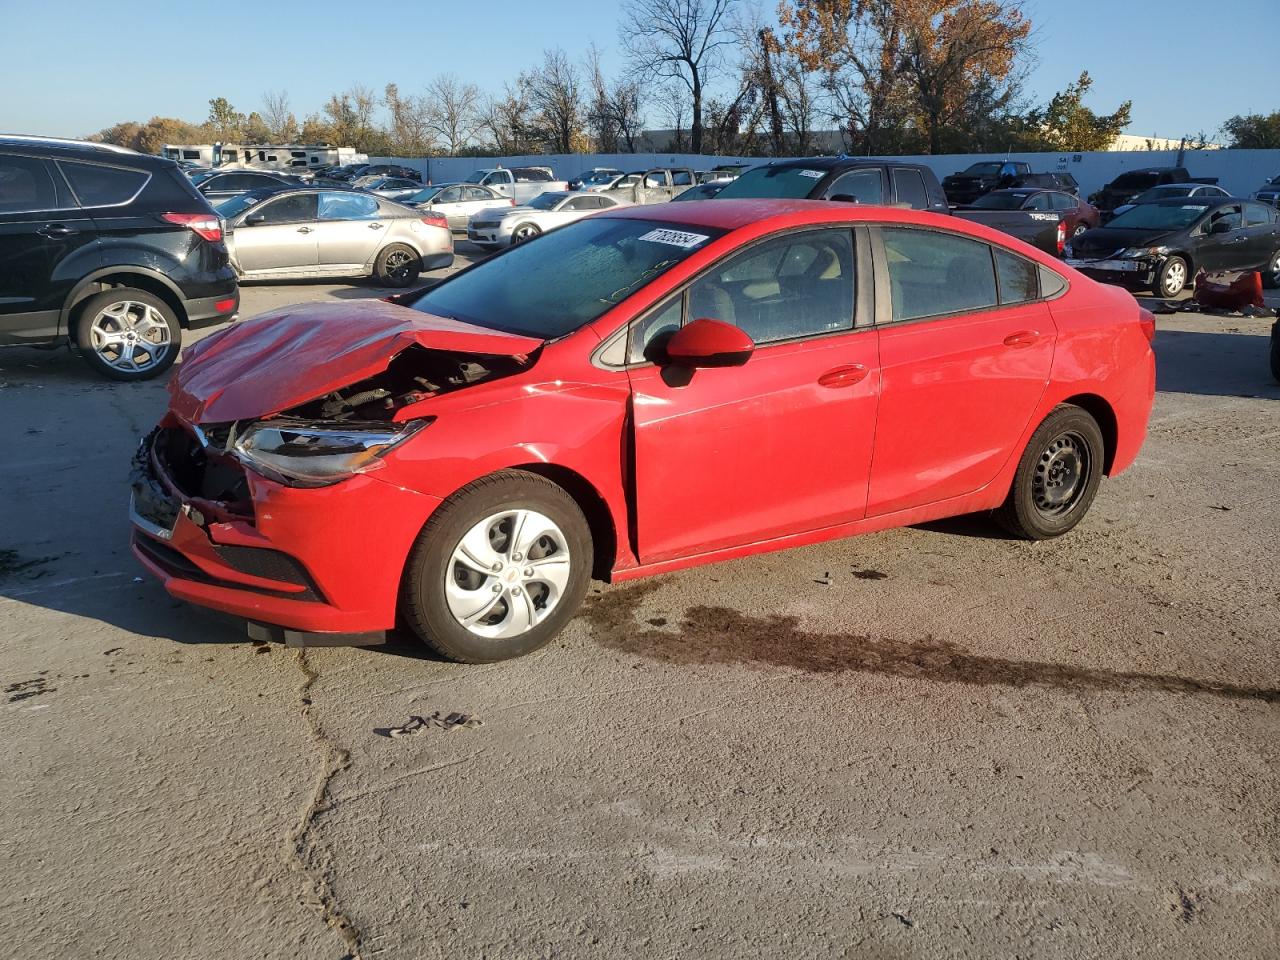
463, 166, 569, 204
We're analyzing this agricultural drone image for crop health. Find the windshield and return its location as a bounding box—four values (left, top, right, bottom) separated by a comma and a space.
715, 165, 825, 199
1136, 185, 1192, 202
410, 217, 724, 338
525, 192, 565, 210
214, 194, 263, 218
963, 162, 1003, 176
1106, 203, 1209, 231
1111, 172, 1159, 190
408, 186, 443, 203
971, 192, 1033, 210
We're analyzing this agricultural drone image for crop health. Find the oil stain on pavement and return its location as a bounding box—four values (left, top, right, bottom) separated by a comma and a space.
582, 582, 1280, 705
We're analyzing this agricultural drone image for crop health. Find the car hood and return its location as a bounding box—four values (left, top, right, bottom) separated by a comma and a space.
169, 299, 543, 423
1072, 227, 1177, 256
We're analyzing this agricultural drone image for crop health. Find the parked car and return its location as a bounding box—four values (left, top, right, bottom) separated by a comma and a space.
941, 161, 1032, 205
363, 177, 427, 202
1250, 175, 1280, 209
466, 190, 628, 248
131, 200, 1155, 663
953, 188, 1099, 255
324, 163, 370, 182
463, 167, 569, 204
603, 168, 695, 204
568, 168, 623, 191
1089, 167, 1217, 220
405, 182, 513, 230
1109, 183, 1230, 219
215, 188, 452, 287
1065, 198, 1280, 297
0, 135, 237, 380
715, 156, 950, 214
197, 169, 308, 203
672, 181, 731, 202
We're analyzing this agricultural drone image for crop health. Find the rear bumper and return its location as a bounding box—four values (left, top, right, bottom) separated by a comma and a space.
183, 287, 240, 329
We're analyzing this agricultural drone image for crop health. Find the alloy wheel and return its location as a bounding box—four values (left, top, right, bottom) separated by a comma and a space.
513, 225, 539, 243
445, 509, 571, 639
384, 249, 414, 280
88, 300, 172, 373
1032, 431, 1090, 518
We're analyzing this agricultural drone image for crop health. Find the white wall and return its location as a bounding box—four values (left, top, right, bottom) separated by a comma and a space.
369, 149, 1280, 199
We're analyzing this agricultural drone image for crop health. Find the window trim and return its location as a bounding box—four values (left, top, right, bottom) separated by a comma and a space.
54, 158, 152, 209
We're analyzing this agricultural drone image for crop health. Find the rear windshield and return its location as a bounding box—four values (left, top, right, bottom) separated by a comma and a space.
214, 193, 263, 218
1111, 172, 1159, 190
514, 168, 554, 182
410, 217, 724, 338
715, 165, 826, 199
1107, 203, 1209, 230
971, 192, 1032, 210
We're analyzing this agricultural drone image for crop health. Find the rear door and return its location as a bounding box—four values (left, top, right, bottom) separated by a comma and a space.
230, 192, 319, 275
867, 226, 1054, 516
1242, 202, 1280, 269
431, 186, 468, 228
628, 227, 880, 562
314, 192, 386, 270
0, 152, 99, 343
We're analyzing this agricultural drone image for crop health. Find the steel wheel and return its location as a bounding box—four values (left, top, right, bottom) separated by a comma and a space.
1031, 431, 1090, 518
444, 509, 571, 640
88, 300, 173, 373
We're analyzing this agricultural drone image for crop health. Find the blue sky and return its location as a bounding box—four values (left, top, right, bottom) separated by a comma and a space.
1, 0, 1273, 143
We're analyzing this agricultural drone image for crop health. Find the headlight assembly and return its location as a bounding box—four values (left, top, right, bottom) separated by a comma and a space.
232, 418, 430, 486
1118, 246, 1170, 259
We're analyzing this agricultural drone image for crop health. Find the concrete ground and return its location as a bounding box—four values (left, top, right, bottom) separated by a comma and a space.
1, 254, 1277, 960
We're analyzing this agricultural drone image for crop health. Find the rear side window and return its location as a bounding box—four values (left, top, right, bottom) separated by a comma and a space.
891, 168, 929, 209
0, 154, 60, 212
1244, 202, 1274, 226
994, 249, 1039, 304
881, 228, 997, 322
1049, 193, 1076, 211
254, 193, 318, 223
318, 192, 379, 220
58, 160, 148, 206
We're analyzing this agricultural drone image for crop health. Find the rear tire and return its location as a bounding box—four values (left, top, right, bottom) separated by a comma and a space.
401, 471, 593, 663
995, 405, 1105, 540
1156, 255, 1188, 298
1262, 250, 1280, 290
373, 243, 421, 288
74, 288, 180, 382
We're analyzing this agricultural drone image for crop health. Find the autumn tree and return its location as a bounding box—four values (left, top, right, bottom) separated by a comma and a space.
205, 97, 245, 140
482, 80, 538, 154
323, 85, 380, 151
1221, 111, 1280, 149
526, 49, 584, 153
1010, 72, 1130, 151
620, 0, 737, 153
424, 74, 485, 154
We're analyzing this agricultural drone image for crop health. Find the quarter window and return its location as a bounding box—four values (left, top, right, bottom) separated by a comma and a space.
0, 154, 60, 212
58, 161, 148, 206
628, 296, 683, 364
881, 228, 998, 322
994, 248, 1039, 304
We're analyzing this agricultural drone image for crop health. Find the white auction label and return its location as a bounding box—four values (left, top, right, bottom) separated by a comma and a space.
637, 228, 711, 248
797, 169, 825, 179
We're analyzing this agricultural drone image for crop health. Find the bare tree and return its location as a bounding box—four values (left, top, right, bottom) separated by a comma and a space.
425, 73, 485, 154
481, 80, 536, 154
610, 79, 645, 152
585, 46, 618, 153
384, 83, 435, 156
526, 49, 584, 153
261, 90, 298, 141
620, 0, 737, 153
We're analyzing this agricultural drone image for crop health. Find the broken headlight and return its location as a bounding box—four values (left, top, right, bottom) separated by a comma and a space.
1118, 245, 1169, 259
232, 419, 429, 487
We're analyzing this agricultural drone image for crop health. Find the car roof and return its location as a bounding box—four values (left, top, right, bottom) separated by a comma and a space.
1145, 197, 1227, 206
0, 134, 176, 168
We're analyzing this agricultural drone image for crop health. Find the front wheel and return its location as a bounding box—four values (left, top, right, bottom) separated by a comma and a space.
511, 222, 541, 244
401, 471, 593, 663
1262, 249, 1280, 290
1156, 255, 1189, 298
995, 405, 1105, 540
1269, 321, 1280, 382
373, 243, 421, 288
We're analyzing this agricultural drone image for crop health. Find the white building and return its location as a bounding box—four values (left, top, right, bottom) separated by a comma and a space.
161, 143, 367, 170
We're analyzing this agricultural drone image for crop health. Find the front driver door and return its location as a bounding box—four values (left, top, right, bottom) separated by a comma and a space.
628, 227, 880, 564
230, 192, 319, 275
867, 227, 1055, 517
1196, 204, 1245, 272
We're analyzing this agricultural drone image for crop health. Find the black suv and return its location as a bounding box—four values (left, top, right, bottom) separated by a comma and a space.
714, 156, 950, 214
0, 136, 238, 380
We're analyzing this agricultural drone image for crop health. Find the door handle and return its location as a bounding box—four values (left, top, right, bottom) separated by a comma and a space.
817, 364, 869, 388
368, 222, 385, 230
1003, 330, 1041, 348
297, 226, 313, 234
37, 224, 77, 238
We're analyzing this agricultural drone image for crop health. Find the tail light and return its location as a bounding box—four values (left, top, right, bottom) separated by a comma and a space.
509, 199, 516, 206
419, 213, 448, 230
162, 212, 222, 242
1138, 307, 1156, 343
1055, 221, 1066, 255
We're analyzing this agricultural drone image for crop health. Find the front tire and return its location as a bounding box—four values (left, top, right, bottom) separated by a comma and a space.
1156, 255, 1189, 298
1269, 321, 1280, 382
995, 405, 1105, 540
373, 243, 422, 288
401, 471, 593, 663
74, 288, 180, 381
511, 222, 541, 244
1262, 250, 1280, 290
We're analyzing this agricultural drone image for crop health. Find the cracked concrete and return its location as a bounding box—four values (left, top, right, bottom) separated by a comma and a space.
1, 278, 1277, 959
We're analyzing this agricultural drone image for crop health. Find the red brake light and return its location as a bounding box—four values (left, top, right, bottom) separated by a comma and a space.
1056, 220, 1066, 255
420, 213, 448, 230
509, 198, 516, 206
163, 212, 222, 243
1138, 307, 1156, 343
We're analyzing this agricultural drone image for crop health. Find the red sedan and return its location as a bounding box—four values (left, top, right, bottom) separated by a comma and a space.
130, 201, 1156, 662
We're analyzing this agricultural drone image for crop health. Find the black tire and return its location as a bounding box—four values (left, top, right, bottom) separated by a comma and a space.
1155, 255, 1189, 298
995, 405, 1105, 540
400, 470, 593, 663
1072, 222, 1089, 238
1262, 250, 1280, 290
1269, 321, 1280, 383
73, 287, 180, 382
373, 243, 421, 288
511, 222, 541, 244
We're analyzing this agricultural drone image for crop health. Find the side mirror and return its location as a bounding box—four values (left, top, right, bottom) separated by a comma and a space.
1208, 219, 1233, 235
244, 213, 266, 226
664, 318, 754, 368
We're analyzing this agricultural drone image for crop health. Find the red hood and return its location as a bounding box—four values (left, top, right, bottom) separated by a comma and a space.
169, 299, 542, 423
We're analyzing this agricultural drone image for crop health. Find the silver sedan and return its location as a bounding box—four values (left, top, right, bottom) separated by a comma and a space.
466, 191, 629, 249
404, 182, 514, 230
217, 188, 453, 288
364, 177, 427, 201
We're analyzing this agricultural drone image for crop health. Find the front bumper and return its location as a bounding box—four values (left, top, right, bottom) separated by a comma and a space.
1066, 258, 1156, 289
466, 225, 508, 246
129, 424, 441, 635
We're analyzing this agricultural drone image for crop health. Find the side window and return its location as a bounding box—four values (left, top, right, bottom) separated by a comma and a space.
318, 192, 380, 220
0, 154, 60, 212
462, 187, 488, 201
994, 248, 1039, 304
566, 196, 597, 211
824, 168, 884, 204
1208, 205, 1243, 231
1025, 193, 1052, 211
881, 228, 998, 322
253, 193, 318, 224
1244, 202, 1274, 226
891, 168, 929, 209
627, 296, 683, 364
1049, 193, 1076, 211
57, 161, 148, 206
688, 229, 855, 345
672, 170, 692, 186
437, 187, 463, 203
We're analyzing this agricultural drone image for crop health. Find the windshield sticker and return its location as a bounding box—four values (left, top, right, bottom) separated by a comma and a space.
1182, 205, 1202, 210
637, 228, 710, 249
797, 169, 825, 179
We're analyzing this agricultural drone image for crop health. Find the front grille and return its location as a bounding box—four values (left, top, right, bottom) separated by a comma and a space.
212, 545, 323, 600
134, 532, 322, 602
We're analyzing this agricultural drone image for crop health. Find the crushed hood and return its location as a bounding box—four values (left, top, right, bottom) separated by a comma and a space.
170, 299, 542, 423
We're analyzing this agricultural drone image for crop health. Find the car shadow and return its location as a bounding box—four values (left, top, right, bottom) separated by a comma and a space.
1153, 328, 1278, 399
